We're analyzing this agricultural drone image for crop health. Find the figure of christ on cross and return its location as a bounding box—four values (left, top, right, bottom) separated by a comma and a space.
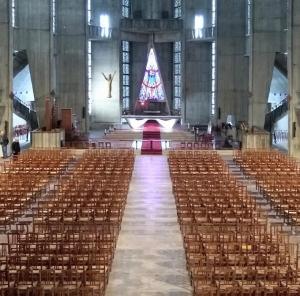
102, 71, 116, 98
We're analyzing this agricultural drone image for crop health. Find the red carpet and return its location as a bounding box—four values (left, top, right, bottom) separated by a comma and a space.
141, 120, 162, 155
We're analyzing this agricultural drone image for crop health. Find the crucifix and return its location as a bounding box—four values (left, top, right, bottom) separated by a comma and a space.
102, 71, 116, 98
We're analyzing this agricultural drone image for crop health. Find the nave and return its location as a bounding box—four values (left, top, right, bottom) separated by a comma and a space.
106, 156, 191, 295
0, 148, 300, 295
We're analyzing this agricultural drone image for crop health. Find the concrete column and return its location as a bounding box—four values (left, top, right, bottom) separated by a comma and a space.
288, 0, 300, 157
185, 42, 211, 125
248, 53, 275, 128
248, 0, 286, 129
0, 0, 13, 139
14, 0, 54, 128
56, 0, 87, 132
217, 0, 249, 123
183, 0, 213, 125
90, 0, 120, 127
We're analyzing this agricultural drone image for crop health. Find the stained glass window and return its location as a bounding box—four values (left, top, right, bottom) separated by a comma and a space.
139, 48, 166, 102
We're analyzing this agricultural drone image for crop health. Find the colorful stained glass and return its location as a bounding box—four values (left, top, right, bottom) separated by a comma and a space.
138, 48, 166, 101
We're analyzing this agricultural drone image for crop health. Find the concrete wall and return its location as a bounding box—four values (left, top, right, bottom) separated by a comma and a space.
0, 0, 13, 136
90, 41, 120, 125
5, 0, 289, 134
185, 42, 211, 125
56, 0, 87, 131
217, 0, 249, 123
132, 0, 173, 19
14, 0, 53, 127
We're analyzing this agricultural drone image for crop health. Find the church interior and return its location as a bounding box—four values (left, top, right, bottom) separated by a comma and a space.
0, 0, 300, 295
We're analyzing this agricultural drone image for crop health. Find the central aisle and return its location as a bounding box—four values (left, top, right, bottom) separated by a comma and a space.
106, 155, 192, 296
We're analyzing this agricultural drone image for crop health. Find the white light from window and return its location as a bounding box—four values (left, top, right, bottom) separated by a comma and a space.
246, 0, 251, 35
173, 41, 181, 111
87, 41, 92, 114
100, 14, 110, 38
195, 15, 204, 38
122, 0, 130, 18
211, 41, 216, 116
12, 0, 16, 27
174, 0, 182, 18
212, 0, 216, 27
52, 0, 56, 33
87, 0, 92, 24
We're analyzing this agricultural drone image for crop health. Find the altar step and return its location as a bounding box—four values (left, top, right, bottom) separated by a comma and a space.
142, 131, 161, 139
141, 140, 162, 155
141, 120, 162, 155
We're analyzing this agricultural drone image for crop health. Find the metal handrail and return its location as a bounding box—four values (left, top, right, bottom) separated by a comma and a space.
13, 95, 31, 110
88, 25, 112, 39
190, 27, 215, 40
268, 97, 288, 113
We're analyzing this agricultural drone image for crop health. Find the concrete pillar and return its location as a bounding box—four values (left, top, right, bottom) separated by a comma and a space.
0, 0, 13, 140
288, 0, 300, 157
183, 0, 213, 125
248, 53, 275, 128
185, 42, 211, 125
90, 0, 120, 127
56, 0, 87, 132
14, 0, 54, 128
217, 0, 249, 123
248, 0, 286, 129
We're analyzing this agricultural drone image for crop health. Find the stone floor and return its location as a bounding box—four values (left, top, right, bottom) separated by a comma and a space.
105, 155, 192, 296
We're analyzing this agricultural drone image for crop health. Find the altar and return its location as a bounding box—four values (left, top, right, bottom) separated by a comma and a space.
122, 115, 181, 129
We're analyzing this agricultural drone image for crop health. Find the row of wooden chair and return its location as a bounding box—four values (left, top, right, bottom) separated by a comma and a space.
0, 150, 74, 230
0, 286, 97, 296
234, 150, 300, 227
65, 141, 112, 149
169, 150, 300, 296
176, 142, 213, 150
0, 149, 134, 295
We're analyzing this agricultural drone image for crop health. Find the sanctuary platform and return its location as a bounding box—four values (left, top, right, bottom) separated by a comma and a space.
122, 115, 181, 130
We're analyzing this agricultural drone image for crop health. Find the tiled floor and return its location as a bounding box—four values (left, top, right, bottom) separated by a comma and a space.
105, 155, 192, 296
